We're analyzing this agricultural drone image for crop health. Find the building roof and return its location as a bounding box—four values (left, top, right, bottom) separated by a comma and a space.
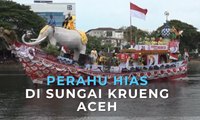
120, 49, 169, 55
87, 27, 123, 33
94, 27, 116, 31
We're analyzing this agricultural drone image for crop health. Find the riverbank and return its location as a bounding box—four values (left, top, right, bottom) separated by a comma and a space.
188, 59, 200, 74
0, 60, 24, 74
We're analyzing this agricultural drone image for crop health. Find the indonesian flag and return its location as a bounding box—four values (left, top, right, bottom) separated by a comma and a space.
130, 2, 148, 20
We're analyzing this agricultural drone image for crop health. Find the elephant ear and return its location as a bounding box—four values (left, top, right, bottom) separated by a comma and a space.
39, 25, 50, 34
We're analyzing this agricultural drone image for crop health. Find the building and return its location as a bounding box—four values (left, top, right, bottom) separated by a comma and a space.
30, 1, 75, 27
34, 0, 53, 3
87, 27, 126, 47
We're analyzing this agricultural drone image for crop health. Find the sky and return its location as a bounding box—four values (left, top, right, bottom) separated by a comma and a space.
13, 0, 200, 32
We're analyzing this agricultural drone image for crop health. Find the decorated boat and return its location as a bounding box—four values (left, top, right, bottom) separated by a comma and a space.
10, 22, 188, 85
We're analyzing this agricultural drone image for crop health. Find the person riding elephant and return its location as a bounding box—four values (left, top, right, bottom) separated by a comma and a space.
62, 13, 75, 30
48, 15, 56, 34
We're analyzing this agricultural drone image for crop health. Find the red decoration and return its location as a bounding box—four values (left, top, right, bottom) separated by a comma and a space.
131, 53, 139, 59
147, 72, 151, 76
117, 53, 129, 60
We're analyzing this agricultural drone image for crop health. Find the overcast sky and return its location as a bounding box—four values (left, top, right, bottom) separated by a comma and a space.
13, 0, 200, 31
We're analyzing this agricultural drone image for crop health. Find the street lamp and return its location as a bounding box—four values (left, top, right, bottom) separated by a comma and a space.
164, 11, 169, 21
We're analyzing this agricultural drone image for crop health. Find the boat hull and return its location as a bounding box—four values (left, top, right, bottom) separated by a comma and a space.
12, 43, 188, 85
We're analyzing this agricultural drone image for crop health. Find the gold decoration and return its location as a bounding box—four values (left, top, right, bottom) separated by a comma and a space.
120, 49, 169, 55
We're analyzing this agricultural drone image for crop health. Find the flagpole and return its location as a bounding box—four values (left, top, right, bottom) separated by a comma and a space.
130, 4, 133, 48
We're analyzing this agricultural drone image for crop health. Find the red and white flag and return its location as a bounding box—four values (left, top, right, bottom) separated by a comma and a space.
130, 2, 148, 20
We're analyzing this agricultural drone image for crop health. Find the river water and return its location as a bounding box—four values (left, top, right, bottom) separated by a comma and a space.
0, 74, 200, 120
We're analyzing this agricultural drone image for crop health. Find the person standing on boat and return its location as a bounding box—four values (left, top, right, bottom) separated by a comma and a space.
183, 48, 189, 61
90, 47, 98, 64
119, 55, 130, 72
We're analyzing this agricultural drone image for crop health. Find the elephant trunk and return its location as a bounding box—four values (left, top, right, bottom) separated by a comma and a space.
22, 34, 47, 46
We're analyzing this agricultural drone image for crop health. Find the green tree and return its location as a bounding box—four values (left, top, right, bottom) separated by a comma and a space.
124, 26, 148, 43
0, 0, 46, 40
86, 35, 116, 54
86, 35, 102, 54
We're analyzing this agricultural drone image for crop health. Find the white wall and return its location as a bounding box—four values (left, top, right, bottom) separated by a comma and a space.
30, 3, 76, 17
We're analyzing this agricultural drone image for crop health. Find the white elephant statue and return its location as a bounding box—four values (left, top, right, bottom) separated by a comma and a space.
22, 25, 87, 61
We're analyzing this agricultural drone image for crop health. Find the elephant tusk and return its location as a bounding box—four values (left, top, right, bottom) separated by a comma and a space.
30, 39, 37, 41
22, 34, 47, 46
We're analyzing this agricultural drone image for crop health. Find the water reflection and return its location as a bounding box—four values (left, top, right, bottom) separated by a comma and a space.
0, 74, 200, 119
